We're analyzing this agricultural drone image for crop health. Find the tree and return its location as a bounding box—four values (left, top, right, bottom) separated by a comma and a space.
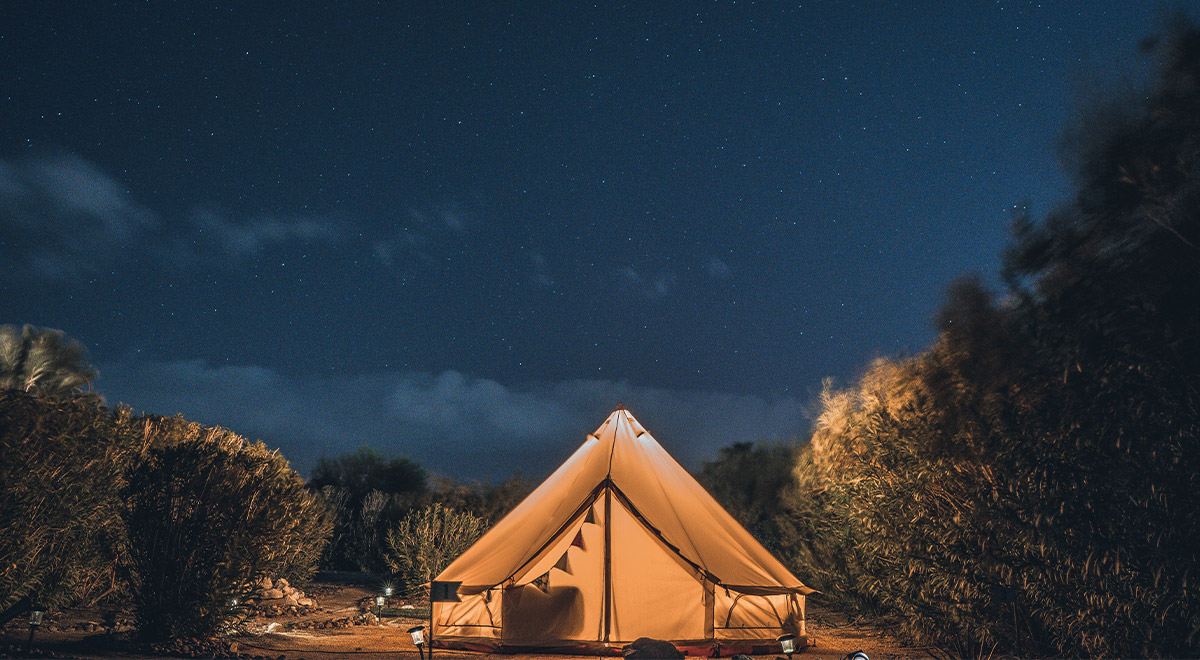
0, 325, 100, 401
697, 441, 799, 554
309, 447, 427, 505
308, 447, 428, 572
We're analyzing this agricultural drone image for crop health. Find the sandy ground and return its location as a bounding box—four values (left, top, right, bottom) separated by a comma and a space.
1, 581, 934, 660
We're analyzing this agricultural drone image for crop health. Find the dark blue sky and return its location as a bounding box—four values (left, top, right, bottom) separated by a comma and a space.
0, 2, 1168, 480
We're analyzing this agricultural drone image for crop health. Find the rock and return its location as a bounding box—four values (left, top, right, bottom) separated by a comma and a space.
622, 637, 684, 660
258, 576, 274, 590
263, 588, 284, 600
283, 593, 301, 607
298, 597, 316, 607
276, 577, 289, 589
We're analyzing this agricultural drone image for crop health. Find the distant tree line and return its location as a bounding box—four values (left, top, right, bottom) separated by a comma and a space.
308, 446, 531, 595
700, 20, 1200, 658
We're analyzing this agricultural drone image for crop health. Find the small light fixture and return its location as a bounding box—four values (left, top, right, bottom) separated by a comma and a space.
384, 585, 394, 597
777, 633, 796, 660
375, 595, 385, 607
849, 652, 869, 660
408, 625, 427, 660
27, 605, 46, 652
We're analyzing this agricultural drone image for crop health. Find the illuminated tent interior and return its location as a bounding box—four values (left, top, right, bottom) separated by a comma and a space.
431, 406, 814, 655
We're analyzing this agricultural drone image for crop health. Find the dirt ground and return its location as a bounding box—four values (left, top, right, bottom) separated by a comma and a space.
0, 580, 934, 660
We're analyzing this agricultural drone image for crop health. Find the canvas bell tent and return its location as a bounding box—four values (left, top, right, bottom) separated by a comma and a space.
431, 407, 814, 655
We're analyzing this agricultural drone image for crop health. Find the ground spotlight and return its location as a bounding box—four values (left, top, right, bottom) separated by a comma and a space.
408, 624, 427, 660
26, 605, 46, 652
777, 633, 796, 660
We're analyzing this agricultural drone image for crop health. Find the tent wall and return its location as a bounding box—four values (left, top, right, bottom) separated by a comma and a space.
713, 590, 805, 641
609, 491, 708, 642
433, 591, 501, 641
502, 503, 606, 644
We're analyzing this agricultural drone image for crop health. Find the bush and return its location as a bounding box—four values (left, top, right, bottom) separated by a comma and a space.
124, 417, 331, 639
385, 503, 485, 596
0, 391, 141, 612
308, 448, 426, 572
777, 21, 1200, 658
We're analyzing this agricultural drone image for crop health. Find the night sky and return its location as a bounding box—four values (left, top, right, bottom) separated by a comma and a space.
0, 3, 1167, 481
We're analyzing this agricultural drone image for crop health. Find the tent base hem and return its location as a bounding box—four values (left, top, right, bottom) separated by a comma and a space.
432, 635, 809, 657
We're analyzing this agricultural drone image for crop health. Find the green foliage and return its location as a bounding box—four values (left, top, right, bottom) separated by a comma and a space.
124, 416, 332, 640
384, 503, 486, 596
697, 442, 799, 554
0, 391, 141, 612
310, 447, 530, 574
309, 447, 427, 504
421, 476, 534, 527
781, 22, 1200, 658
308, 447, 428, 572
0, 325, 100, 402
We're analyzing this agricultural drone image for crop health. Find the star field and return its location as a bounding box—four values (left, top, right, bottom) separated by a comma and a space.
0, 2, 1167, 479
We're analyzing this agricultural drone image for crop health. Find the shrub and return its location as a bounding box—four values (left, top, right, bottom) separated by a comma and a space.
124, 417, 331, 639
308, 448, 426, 572
0, 391, 141, 612
778, 21, 1200, 658
384, 503, 485, 596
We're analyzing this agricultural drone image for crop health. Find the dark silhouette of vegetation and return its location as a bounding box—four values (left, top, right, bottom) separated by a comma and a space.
0, 327, 332, 641
420, 475, 533, 526
0, 391, 141, 613
775, 19, 1200, 658
697, 442, 799, 555
310, 445, 531, 574
0, 324, 99, 401
310, 447, 427, 573
125, 416, 331, 640
309, 447, 427, 504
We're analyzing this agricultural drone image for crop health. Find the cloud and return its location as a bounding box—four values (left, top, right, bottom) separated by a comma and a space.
97, 360, 811, 482
0, 151, 353, 279
529, 251, 554, 287
373, 205, 475, 273
707, 256, 732, 279
619, 266, 676, 300
0, 153, 158, 278
190, 207, 344, 259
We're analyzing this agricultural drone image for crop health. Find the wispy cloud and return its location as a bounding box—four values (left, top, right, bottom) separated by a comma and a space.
707, 256, 732, 279
619, 266, 676, 300
0, 153, 158, 278
97, 360, 810, 481
373, 205, 474, 273
0, 152, 353, 280
529, 251, 554, 287
191, 207, 344, 259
